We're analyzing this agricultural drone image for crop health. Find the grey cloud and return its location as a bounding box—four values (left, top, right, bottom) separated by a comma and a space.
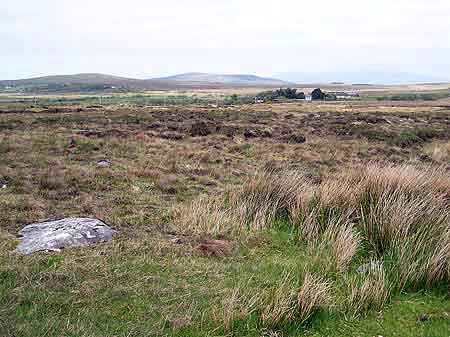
1, 0, 450, 80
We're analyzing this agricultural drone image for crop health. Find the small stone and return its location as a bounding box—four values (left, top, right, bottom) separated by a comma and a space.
244, 129, 258, 138
357, 261, 381, 275
0, 179, 8, 189
97, 159, 111, 167
419, 314, 429, 322
357, 263, 370, 275
68, 138, 77, 148
170, 237, 184, 245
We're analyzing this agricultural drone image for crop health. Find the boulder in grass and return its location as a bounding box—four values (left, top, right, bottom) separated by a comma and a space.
14, 218, 118, 255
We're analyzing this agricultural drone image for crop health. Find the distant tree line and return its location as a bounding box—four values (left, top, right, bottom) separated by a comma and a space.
256, 88, 306, 100
311, 88, 324, 100
256, 87, 337, 101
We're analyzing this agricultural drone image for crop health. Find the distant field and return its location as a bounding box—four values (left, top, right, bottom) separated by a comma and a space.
0, 91, 252, 108
1, 83, 448, 108
1, 97, 450, 336
0, 84, 450, 104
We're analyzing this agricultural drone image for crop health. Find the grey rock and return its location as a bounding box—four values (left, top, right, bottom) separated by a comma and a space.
97, 159, 111, 167
14, 218, 118, 255
169, 237, 184, 245
419, 314, 429, 322
357, 263, 371, 275
357, 261, 381, 275
244, 129, 257, 138
0, 179, 8, 189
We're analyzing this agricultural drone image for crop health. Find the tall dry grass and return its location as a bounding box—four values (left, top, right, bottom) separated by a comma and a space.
172, 168, 311, 235
215, 272, 330, 330
344, 261, 390, 317
215, 282, 263, 330
423, 141, 450, 162
261, 272, 330, 327
174, 163, 450, 325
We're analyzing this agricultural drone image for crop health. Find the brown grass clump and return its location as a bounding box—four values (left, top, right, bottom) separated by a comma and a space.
155, 174, 179, 194
322, 222, 361, 273
173, 168, 310, 234
0, 230, 19, 253
261, 272, 300, 327
217, 272, 330, 330
174, 163, 450, 322
227, 168, 311, 231
295, 273, 331, 324
172, 195, 243, 234
175, 164, 450, 287
345, 261, 390, 317
423, 141, 450, 162
216, 284, 263, 330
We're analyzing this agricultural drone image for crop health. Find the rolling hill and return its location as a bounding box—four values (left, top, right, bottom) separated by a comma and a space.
0, 72, 290, 91
153, 72, 290, 86
0, 73, 152, 89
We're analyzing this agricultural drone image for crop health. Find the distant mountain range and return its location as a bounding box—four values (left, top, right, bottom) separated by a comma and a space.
153, 72, 289, 86
0, 73, 157, 90
0, 72, 289, 90
275, 71, 450, 85
2, 72, 448, 92
0, 73, 139, 86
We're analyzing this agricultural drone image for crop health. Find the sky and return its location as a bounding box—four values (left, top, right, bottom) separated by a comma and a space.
2, 0, 450, 81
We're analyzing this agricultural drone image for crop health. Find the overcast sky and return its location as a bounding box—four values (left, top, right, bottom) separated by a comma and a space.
2, 0, 450, 80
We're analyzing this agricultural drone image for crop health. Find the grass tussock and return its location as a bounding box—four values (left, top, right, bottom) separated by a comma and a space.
214, 272, 330, 331
215, 282, 264, 330
423, 141, 450, 162
344, 261, 391, 317
172, 169, 311, 234
174, 163, 450, 330
261, 272, 330, 327
322, 222, 361, 273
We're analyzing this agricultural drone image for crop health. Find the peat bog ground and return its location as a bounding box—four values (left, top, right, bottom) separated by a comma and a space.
1, 100, 450, 336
